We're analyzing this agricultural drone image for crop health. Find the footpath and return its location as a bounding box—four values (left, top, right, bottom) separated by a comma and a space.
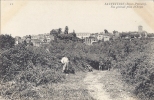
84, 70, 139, 100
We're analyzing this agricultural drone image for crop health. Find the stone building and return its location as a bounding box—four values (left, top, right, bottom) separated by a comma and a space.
84, 37, 98, 45
76, 33, 91, 39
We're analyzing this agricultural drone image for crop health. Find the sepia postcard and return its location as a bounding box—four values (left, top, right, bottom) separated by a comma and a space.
1, 0, 154, 100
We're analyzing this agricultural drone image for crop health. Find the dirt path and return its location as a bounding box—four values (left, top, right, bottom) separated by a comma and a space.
0, 96, 5, 100
84, 70, 139, 100
0, 70, 139, 100
84, 70, 111, 100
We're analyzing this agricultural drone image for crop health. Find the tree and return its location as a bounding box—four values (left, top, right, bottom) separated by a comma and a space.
50, 29, 59, 42
43, 37, 47, 43
104, 29, 108, 33
72, 30, 76, 37
64, 26, 69, 34
58, 28, 62, 34
113, 30, 116, 35
0, 34, 15, 49
50, 29, 58, 36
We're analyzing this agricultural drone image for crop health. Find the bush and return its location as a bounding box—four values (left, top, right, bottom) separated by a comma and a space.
1, 35, 154, 100
0, 34, 15, 50
0, 44, 65, 99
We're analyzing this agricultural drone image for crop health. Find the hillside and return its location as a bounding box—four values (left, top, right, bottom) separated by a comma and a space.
0, 37, 154, 100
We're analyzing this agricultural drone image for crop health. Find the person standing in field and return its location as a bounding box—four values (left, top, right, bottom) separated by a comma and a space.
61, 57, 69, 73
99, 60, 104, 71
99, 57, 104, 70
106, 59, 111, 71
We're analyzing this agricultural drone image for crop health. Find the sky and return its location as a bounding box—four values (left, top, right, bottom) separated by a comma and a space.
1, 0, 154, 37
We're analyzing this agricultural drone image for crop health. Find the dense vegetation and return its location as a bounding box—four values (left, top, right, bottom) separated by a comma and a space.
0, 34, 15, 50
0, 44, 66, 99
0, 34, 154, 100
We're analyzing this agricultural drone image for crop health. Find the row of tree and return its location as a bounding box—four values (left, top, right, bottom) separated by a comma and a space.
49, 26, 82, 42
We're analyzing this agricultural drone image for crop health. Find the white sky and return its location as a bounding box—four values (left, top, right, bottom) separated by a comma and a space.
1, 0, 154, 37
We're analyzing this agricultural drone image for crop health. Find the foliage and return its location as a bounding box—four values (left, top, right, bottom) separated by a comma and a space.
0, 35, 154, 99
104, 29, 108, 33
119, 32, 140, 38
147, 33, 154, 38
0, 44, 65, 99
0, 34, 15, 50
47, 38, 154, 100
57, 33, 77, 41
64, 26, 69, 34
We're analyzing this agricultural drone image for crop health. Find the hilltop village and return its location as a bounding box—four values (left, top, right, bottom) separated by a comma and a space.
15, 25, 153, 46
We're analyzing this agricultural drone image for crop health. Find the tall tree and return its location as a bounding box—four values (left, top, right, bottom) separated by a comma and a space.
72, 30, 76, 37
58, 28, 62, 34
64, 26, 69, 34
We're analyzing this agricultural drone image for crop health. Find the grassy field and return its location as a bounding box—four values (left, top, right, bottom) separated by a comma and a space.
48, 72, 95, 100
0, 71, 95, 100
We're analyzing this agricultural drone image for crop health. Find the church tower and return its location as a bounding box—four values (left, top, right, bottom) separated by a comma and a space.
138, 25, 143, 33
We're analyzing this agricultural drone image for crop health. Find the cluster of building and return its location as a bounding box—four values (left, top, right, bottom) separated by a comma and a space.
15, 33, 54, 47
77, 31, 119, 45
15, 25, 149, 46
77, 25, 148, 45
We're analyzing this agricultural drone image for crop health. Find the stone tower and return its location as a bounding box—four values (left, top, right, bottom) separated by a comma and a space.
138, 25, 143, 33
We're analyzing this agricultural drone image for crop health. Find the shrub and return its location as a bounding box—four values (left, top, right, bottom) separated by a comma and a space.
0, 34, 15, 50
1, 36, 154, 100
0, 44, 65, 99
